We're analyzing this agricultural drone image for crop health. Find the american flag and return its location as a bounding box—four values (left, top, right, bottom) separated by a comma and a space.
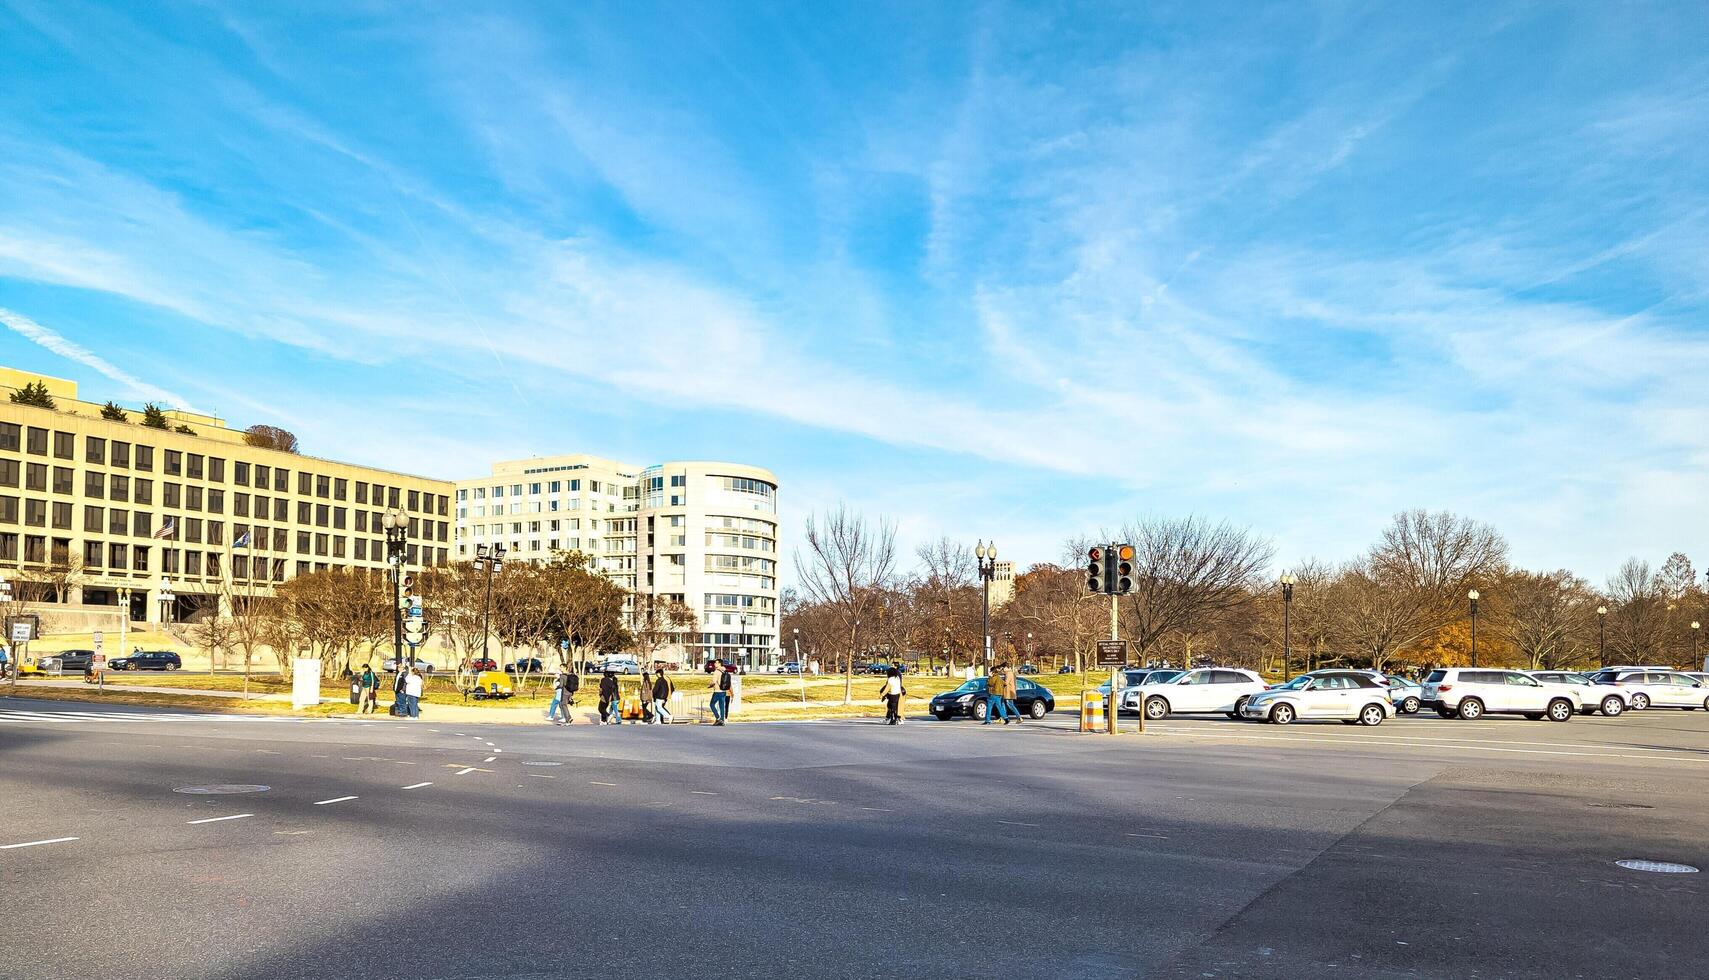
152, 518, 176, 540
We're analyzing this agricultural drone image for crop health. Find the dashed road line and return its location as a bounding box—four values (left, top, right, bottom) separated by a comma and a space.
455, 767, 476, 775
188, 814, 252, 825
527, 774, 556, 779
402, 782, 433, 790
690, 791, 718, 796
1126, 832, 1170, 839
1, 836, 79, 850
484, 756, 497, 762
997, 820, 1039, 828
313, 796, 358, 806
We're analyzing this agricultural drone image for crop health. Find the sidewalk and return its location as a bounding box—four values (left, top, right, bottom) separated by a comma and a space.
18, 678, 290, 701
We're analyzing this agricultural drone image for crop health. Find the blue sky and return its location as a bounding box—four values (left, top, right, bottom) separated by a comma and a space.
2, 0, 1706, 582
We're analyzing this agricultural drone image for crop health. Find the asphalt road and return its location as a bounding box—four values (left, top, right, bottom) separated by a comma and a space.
3, 699, 1706, 979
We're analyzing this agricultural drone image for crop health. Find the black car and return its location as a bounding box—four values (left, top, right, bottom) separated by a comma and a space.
507, 658, 546, 674
866, 662, 908, 675
929, 677, 1055, 721
108, 650, 182, 671
41, 649, 96, 672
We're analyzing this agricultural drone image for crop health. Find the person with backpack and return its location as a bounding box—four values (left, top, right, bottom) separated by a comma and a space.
880, 666, 905, 725
638, 668, 656, 724
708, 662, 731, 725
652, 669, 674, 725
598, 669, 622, 725
551, 668, 578, 725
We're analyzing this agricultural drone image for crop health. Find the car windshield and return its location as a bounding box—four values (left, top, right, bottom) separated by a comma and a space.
951, 679, 988, 694
1272, 675, 1312, 691
1146, 670, 1183, 684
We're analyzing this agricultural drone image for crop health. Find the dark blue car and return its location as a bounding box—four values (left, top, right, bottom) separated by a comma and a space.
930, 677, 1055, 721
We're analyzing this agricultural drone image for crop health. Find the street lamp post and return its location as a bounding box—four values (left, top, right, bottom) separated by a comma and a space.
158, 577, 175, 633
382, 510, 410, 685
1692, 621, 1701, 671
975, 540, 997, 676
1279, 573, 1296, 681
1467, 589, 1480, 668
739, 613, 749, 671
473, 543, 505, 670
1597, 605, 1608, 668
117, 585, 131, 663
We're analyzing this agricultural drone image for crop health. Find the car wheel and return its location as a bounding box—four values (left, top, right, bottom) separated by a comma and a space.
1401, 696, 1420, 714
1359, 704, 1385, 726
972, 700, 989, 722
1457, 698, 1484, 720
1600, 696, 1624, 717
1144, 697, 1169, 721
1269, 703, 1295, 725
1547, 699, 1573, 722
1028, 699, 1047, 719
1631, 692, 1650, 710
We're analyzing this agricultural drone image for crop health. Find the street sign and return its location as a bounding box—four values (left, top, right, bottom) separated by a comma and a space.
92, 631, 104, 654
1095, 639, 1128, 667
10, 621, 32, 644
92, 654, 106, 669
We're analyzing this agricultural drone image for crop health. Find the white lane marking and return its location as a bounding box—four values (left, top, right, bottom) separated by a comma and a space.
493, 748, 502, 753
1127, 833, 1170, 839
527, 774, 556, 779
483, 756, 496, 762
455, 767, 476, 775
274, 831, 312, 836
859, 807, 894, 812
454, 732, 467, 736
402, 782, 433, 790
313, 796, 358, 806
689, 791, 718, 795
188, 814, 252, 825
590, 781, 617, 786
997, 820, 1039, 828
1, 836, 79, 849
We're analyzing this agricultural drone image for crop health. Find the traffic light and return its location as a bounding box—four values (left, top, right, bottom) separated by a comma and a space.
1086, 547, 1104, 593
401, 573, 415, 594
1115, 544, 1135, 594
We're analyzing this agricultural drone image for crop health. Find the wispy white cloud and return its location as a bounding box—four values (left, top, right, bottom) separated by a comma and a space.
0, 306, 197, 410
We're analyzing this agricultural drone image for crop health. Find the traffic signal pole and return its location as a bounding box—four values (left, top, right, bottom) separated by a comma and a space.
1109, 590, 1119, 735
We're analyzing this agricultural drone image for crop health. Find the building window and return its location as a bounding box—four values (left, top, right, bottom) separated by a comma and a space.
83, 505, 102, 532
162, 483, 179, 508
234, 461, 249, 485
274, 469, 288, 492
109, 474, 128, 501
273, 498, 287, 522
234, 493, 249, 517
52, 467, 72, 495
135, 445, 153, 471
186, 486, 203, 511
134, 479, 152, 506
84, 540, 103, 567
162, 548, 179, 574
316, 474, 330, 498
208, 489, 223, 514
334, 478, 347, 500
186, 454, 203, 480
253, 464, 268, 488
184, 518, 202, 543
296, 531, 310, 554
408, 489, 420, 511
108, 508, 128, 534
110, 441, 130, 468
133, 546, 149, 572
51, 501, 70, 529
0, 423, 18, 452
0, 459, 15, 488
357, 481, 369, 504
164, 450, 182, 475
53, 431, 73, 460
185, 551, 201, 576
297, 501, 311, 524
83, 471, 104, 499
108, 542, 127, 569
133, 512, 152, 538
298, 471, 312, 495
209, 457, 224, 482
25, 427, 47, 456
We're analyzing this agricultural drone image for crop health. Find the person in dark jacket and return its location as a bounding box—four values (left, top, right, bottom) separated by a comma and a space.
880, 666, 904, 725
552, 669, 578, 725
652, 669, 674, 725
598, 670, 622, 725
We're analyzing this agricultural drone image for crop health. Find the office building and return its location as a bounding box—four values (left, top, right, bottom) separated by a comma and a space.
455, 454, 780, 666
0, 367, 454, 623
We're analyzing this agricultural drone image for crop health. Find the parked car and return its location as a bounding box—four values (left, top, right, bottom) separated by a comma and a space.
1526, 670, 1621, 716
1098, 668, 1163, 708
1057, 664, 1075, 674
1384, 675, 1423, 714
1240, 671, 1394, 725
1584, 668, 1708, 712
1285, 668, 1392, 689
700, 659, 738, 675
1017, 664, 1039, 675
929, 677, 1056, 720
382, 657, 435, 673
107, 650, 182, 672
1421, 668, 1579, 721
1125, 668, 1268, 720
38, 649, 96, 673
1115, 669, 1185, 713
776, 661, 804, 674
598, 656, 642, 675
466, 657, 499, 672
506, 658, 546, 675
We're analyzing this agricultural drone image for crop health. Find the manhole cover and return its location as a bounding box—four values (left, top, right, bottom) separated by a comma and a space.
1589, 803, 1654, 809
522, 761, 563, 767
1616, 859, 1699, 874
173, 784, 271, 795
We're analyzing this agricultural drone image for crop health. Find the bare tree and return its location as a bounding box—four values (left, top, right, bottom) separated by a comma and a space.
243, 424, 300, 453
1494, 569, 1595, 670
796, 504, 898, 704
1606, 558, 1670, 665
1116, 516, 1274, 659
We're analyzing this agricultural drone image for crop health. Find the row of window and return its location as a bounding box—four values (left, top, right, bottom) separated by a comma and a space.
0, 424, 449, 515
462, 477, 626, 501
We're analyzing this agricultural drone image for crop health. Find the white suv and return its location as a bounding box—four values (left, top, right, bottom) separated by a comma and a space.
1585, 669, 1709, 712
1421, 668, 1579, 721
1527, 670, 1624, 716
1126, 668, 1268, 720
